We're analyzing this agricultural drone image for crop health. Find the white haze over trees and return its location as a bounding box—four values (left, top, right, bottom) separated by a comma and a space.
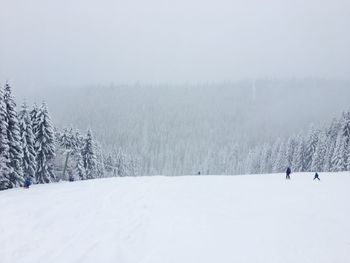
1, 1, 350, 262
0, 0, 350, 181
19, 79, 350, 176
1, 79, 350, 187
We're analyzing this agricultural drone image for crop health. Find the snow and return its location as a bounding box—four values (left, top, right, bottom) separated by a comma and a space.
1, 173, 350, 263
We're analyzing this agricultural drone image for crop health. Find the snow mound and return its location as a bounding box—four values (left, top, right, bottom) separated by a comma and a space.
1, 173, 350, 263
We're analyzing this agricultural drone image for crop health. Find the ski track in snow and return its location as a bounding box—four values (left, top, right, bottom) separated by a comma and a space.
1, 173, 350, 263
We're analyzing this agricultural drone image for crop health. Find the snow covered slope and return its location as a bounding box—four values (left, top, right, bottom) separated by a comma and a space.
1, 173, 350, 263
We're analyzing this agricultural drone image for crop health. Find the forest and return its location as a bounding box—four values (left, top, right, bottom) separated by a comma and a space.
1, 79, 350, 190
0, 83, 136, 191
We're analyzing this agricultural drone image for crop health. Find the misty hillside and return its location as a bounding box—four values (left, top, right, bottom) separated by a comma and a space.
36, 79, 350, 142
1, 0, 350, 262
20, 79, 349, 175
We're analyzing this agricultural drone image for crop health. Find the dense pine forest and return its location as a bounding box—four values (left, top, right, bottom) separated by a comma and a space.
243, 112, 350, 175
0, 83, 138, 191
31, 79, 350, 175
1, 81, 350, 191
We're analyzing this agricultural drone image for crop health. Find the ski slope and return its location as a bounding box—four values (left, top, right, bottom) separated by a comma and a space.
1, 173, 350, 263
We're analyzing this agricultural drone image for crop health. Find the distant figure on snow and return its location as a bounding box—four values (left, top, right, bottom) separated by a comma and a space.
286, 167, 291, 180
23, 178, 32, 189
313, 172, 320, 181
197, 171, 201, 175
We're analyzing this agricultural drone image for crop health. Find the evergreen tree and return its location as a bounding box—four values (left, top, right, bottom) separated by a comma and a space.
18, 102, 37, 182
71, 129, 86, 180
95, 142, 105, 178
323, 136, 336, 172
81, 129, 97, 179
30, 103, 39, 141
4, 83, 24, 187
292, 133, 305, 172
115, 149, 129, 176
340, 111, 350, 170
341, 111, 350, 143
245, 147, 261, 174
35, 103, 56, 183
270, 138, 282, 173
74, 130, 84, 149
259, 143, 271, 174
324, 119, 340, 171
274, 139, 287, 172
129, 156, 140, 176
331, 131, 346, 172
303, 125, 319, 171
285, 136, 297, 168
311, 132, 327, 172
59, 128, 77, 150
345, 145, 350, 171
105, 154, 114, 173
0, 85, 11, 190
58, 128, 78, 180
75, 151, 86, 180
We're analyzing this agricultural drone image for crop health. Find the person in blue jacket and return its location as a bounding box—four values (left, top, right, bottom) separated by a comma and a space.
286, 167, 291, 180
24, 178, 32, 188
313, 172, 320, 181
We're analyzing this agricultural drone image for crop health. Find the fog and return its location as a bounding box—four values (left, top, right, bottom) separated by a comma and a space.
2, 3, 350, 261
1, 0, 350, 175
1, 0, 350, 91
18, 79, 348, 175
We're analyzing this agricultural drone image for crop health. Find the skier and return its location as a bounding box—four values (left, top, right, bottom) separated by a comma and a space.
23, 178, 32, 189
286, 167, 291, 180
198, 171, 201, 175
313, 172, 320, 181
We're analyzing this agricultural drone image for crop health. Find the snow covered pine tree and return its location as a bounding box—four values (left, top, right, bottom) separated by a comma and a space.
18, 102, 37, 183
0, 85, 12, 190
4, 83, 24, 188
81, 129, 97, 179
35, 103, 56, 183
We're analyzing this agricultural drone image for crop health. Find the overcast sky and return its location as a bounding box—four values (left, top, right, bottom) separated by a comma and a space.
0, 0, 349, 91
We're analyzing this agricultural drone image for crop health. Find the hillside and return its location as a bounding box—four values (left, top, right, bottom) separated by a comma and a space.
1, 173, 349, 263
17, 80, 350, 176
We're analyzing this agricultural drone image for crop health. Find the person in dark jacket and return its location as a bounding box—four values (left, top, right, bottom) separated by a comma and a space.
286, 167, 291, 180
313, 172, 320, 181
23, 178, 32, 189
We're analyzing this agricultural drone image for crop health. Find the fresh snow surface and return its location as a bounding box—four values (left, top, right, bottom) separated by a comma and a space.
1, 173, 350, 263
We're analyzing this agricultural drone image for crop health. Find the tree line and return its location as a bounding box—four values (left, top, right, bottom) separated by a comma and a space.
42, 80, 350, 175
0, 83, 139, 191
243, 111, 350, 174
1, 82, 349, 188
55, 128, 139, 181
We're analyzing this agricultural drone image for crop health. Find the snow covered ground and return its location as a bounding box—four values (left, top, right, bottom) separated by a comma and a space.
1, 172, 350, 263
